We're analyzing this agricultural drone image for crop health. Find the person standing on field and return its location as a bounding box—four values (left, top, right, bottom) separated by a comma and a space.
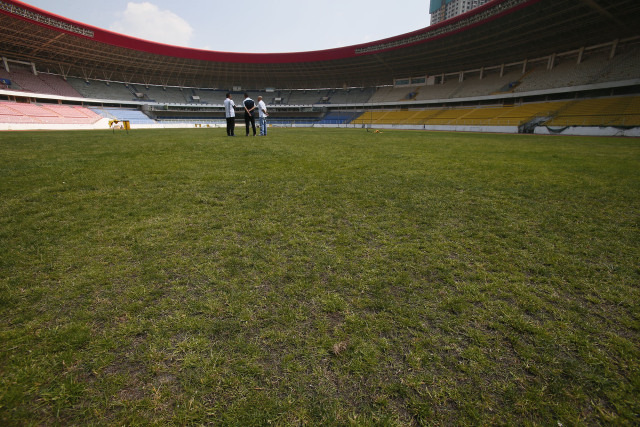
257, 95, 268, 136
224, 92, 236, 136
243, 93, 257, 136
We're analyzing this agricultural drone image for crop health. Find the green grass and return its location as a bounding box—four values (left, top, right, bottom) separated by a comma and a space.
1, 128, 639, 425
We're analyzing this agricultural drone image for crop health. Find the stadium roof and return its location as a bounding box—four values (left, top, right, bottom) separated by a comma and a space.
1, 0, 639, 89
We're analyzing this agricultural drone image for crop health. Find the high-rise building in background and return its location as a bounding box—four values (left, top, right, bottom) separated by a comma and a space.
430, 0, 491, 25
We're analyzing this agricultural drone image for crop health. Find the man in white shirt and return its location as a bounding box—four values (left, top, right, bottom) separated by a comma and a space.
223, 93, 236, 136
257, 96, 268, 136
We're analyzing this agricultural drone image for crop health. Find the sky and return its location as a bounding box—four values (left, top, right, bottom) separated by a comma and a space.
20, 0, 431, 53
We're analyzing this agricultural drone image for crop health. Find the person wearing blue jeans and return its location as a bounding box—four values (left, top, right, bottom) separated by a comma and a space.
257, 96, 268, 136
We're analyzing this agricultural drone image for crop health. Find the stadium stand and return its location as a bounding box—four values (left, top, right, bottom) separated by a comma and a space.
457, 70, 524, 97
6, 68, 53, 94
369, 86, 415, 103
352, 101, 571, 127
403, 109, 445, 125
603, 46, 640, 83
0, 101, 35, 123
515, 55, 610, 93
195, 89, 228, 104
1, 0, 638, 134
135, 85, 180, 103
280, 90, 321, 105
423, 108, 476, 125
0, 68, 22, 90
2, 67, 81, 97
350, 96, 640, 129
545, 96, 640, 127
351, 111, 405, 125
36, 74, 83, 98
364, 46, 640, 104
66, 78, 135, 101
320, 88, 376, 105
0, 101, 101, 124
51, 104, 102, 123
6, 102, 58, 120
89, 107, 156, 124
514, 48, 640, 93
318, 111, 363, 125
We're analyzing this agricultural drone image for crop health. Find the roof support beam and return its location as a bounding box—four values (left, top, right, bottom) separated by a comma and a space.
609, 38, 619, 60
577, 46, 584, 65
577, 0, 635, 35
547, 53, 556, 71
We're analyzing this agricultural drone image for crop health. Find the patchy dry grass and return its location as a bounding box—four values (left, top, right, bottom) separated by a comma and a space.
1, 128, 639, 425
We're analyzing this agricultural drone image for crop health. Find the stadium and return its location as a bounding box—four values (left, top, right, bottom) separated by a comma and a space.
1, 0, 640, 425
1, 0, 639, 134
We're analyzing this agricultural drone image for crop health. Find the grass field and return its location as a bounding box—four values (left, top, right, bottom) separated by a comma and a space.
1, 128, 639, 425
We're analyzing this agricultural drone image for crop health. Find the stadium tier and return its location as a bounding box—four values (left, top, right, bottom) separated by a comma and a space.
0, 101, 101, 124
89, 107, 156, 125
349, 97, 640, 129
546, 96, 640, 127
1, 66, 81, 97
6, 46, 637, 107
349, 98, 640, 128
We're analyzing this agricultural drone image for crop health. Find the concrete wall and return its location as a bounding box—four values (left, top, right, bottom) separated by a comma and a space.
534, 126, 640, 137
0, 118, 111, 131
2, 120, 638, 137
0, 120, 225, 131
313, 123, 520, 133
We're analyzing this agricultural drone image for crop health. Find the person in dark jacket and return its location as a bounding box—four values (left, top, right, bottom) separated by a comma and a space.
243, 93, 256, 136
